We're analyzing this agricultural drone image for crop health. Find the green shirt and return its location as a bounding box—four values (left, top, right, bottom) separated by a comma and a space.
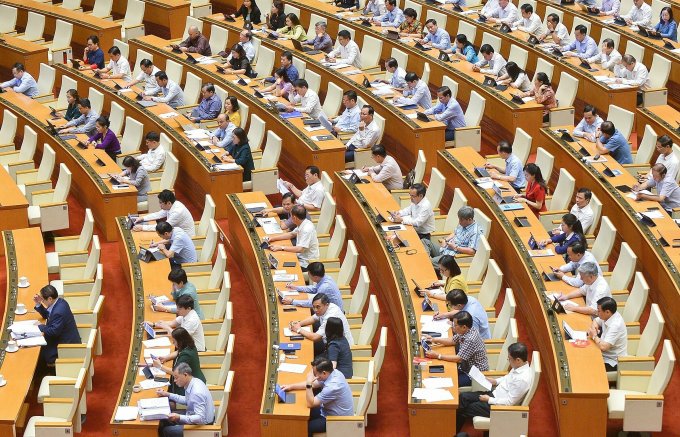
170, 347, 206, 396
171, 282, 204, 320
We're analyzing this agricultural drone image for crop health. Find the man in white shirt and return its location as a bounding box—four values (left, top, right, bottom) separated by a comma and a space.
554, 241, 602, 287
135, 189, 195, 235
615, 54, 650, 90
383, 57, 407, 88
513, 4, 545, 38
480, 0, 500, 17
326, 30, 361, 69
281, 165, 325, 211
361, 0, 386, 16
287, 79, 323, 118
289, 293, 354, 355
620, 0, 652, 27
456, 342, 533, 429
541, 13, 571, 46
268, 205, 320, 270
644, 135, 679, 182
345, 105, 381, 162
392, 183, 435, 240
588, 297, 628, 371
123, 59, 161, 95
362, 144, 403, 190
226, 30, 256, 62
573, 105, 604, 141
394, 72, 432, 109
485, 0, 518, 24
569, 188, 595, 233
144, 71, 185, 108
96, 46, 132, 81
473, 45, 508, 77
587, 38, 622, 72
333, 90, 361, 134
136, 131, 166, 173
153, 294, 206, 353
558, 262, 611, 316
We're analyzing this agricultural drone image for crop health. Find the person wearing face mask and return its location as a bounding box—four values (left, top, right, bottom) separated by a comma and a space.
152, 269, 204, 319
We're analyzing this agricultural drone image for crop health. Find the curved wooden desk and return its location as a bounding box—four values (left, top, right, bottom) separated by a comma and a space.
637, 105, 680, 146
0, 165, 29, 240
333, 173, 457, 436
437, 147, 609, 437
0, 35, 48, 78
225, 192, 314, 437
0, 227, 47, 435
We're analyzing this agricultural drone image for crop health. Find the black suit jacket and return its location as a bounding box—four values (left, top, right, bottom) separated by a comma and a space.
36, 298, 82, 364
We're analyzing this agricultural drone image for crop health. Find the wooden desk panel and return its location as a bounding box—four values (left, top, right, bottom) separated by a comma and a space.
0, 228, 47, 436
636, 106, 680, 146
437, 148, 609, 437
0, 165, 29, 233
0, 36, 48, 78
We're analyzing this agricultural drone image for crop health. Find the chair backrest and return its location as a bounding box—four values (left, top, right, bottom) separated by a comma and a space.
92, 0, 112, 17
535, 147, 554, 183
77, 208, 95, 251
213, 302, 233, 351
260, 131, 282, 168
426, 168, 445, 210
587, 193, 602, 235
292, 57, 306, 80
492, 288, 516, 339
113, 39, 129, 59
88, 263, 104, 309
570, 15, 591, 36
160, 132, 172, 155
251, 36, 261, 64
88, 88, 104, 115
480, 32, 502, 53
305, 69, 321, 94
647, 340, 676, 394
474, 208, 491, 239
323, 82, 344, 118
533, 57, 554, 83
512, 128, 532, 165
508, 45, 528, 70
57, 76, 78, 109
349, 265, 370, 314
19, 126, 37, 162
548, 168, 575, 210
109, 101, 125, 136
357, 295, 379, 345
307, 13, 325, 37
390, 47, 408, 73
338, 240, 358, 286
421, 62, 430, 86
209, 245, 227, 288
404, 0, 422, 16
414, 150, 427, 185
84, 235, 101, 278
607, 104, 634, 140
120, 117, 144, 154
637, 304, 664, 357
609, 242, 636, 290
160, 152, 179, 190
650, 0, 669, 20
425, 9, 447, 29
37, 63, 55, 96
165, 59, 183, 86
209, 24, 229, 55
316, 193, 336, 235
124, 0, 144, 27
625, 40, 644, 65
0, 5, 17, 33
183, 72, 202, 106
255, 46, 275, 79
0, 110, 17, 144
237, 101, 249, 129
196, 194, 215, 237
321, 171, 334, 195
49, 164, 71, 204
283, 4, 300, 16
198, 221, 219, 262
476, 259, 503, 309
465, 91, 485, 127
622, 272, 649, 324
633, 124, 657, 165
52, 20, 73, 50
62, 0, 81, 9
355, 360, 375, 416
466, 235, 490, 282
442, 189, 468, 232
326, 215, 346, 260
24, 12, 45, 41
457, 20, 477, 44
555, 72, 578, 108
214, 370, 234, 429
521, 351, 541, 406
442, 76, 459, 100
599, 27, 620, 49
360, 35, 382, 68
36, 144, 56, 182
132, 49, 153, 78
591, 216, 616, 262
649, 53, 671, 90
495, 318, 518, 370
182, 16, 203, 41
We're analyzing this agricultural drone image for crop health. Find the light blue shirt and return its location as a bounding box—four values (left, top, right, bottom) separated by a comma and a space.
168, 377, 215, 425
211, 122, 237, 149
573, 115, 603, 138
506, 154, 526, 189
655, 20, 678, 42
378, 7, 405, 27
424, 98, 466, 131
1, 72, 38, 97
293, 275, 343, 309
463, 296, 491, 340
447, 0, 466, 5
64, 109, 100, 136
600, 129, 632, 164
169, 227, 198, 263
396, 80, 432, 109
565, 35, 599, 59
316, 369, 354, 417
459, 45, 479, 63
441, 221, 481, 256
600, 0, 620, 15
424, 28, 452, 50
153, 79, 185, 108
334, 105, 361, 133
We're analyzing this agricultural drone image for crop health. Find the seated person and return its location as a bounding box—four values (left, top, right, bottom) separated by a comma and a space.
643, 135, 679, 182
280, 357, 353, 437
573, 105, 604, 142
595, 121, 633, 164
480, 0, 499, 16
221, 127, 254, 182
270, 51, 299, 83
209, 114, 237, 153
152, 222, 198, 268
123, 59, 161, 96
152, 268, 204, 319
588, 297, 628, 371
326, 30, 361, 69
392, 183, 435, 240
267, 205, 320, 271
281, 262, 343, 309
268, 1, 287, 29
87, 115, 121, 160
427, 255, 468, 296
262, 192, 310, 232
569, 188, 595, 233
223, 96, 242, 127
484, 0, 518, 24
472, 44, 508, 77
81, 35, 105, 70
497, 62, 532, 92
456, 342, 533, 431
557, 262, 611, 316
178, 26, 211, 56
137, 131, 166, 173
259, 68, 294, 99
144, 71, 185, 109
33, 285, 81, 372
220, 44, 253, 77
58, 98, 99, 137
289, 293, 355, 354
361, 144, 403, 190
335, 0, 359, 9
152, 327, 206, 395
655, 7, 677, 41
563, 25, 599, 59
286, 79, 323, 118
189, 84, 222, 123
513, 163, 547, 215
96, 46, 131, 81
305, 22, 333, 54
553, 241, 601, 287
116, 156, 149, 202
398, 7, 423, 38
541, 13, 571, 46
156, 362, 214, 435
600, 0, 621, 16
633, 163, 680, 212
433, 289, 491, 340
540, 213, 584, 256
518, 72, 555, 122
619, 0, 652, 27
362, 0, 387, 16
451, 34, 478, 63
277, 13, 308, 41
424, 86, 466, 142
63, 89, 81, 121
152, 295, 205, 353
345, 105, 381, 163
380, 58, 407, 88
484, 140, 527, 191
332, 90, 361, 134
393, 72, 432, 109
417, 19, 452, 50
372, 0, 405, 27
279, 165, 325, 211
513, 4, 545, 38
426, 206, 480, 265
135, 189, 195, 236
322, 318, 353, 378
614, 54, 651, 101
223, 30, 256, 63
230, 0, 261, 23
424, 311, 489, 386
1, 62, 38, 97
587, 38, 622, 72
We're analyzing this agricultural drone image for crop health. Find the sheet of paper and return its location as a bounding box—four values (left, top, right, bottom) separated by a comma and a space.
529, 249, 555, 257
139, 379, 170, 390
138, 366, 166, 377
372, 87, 394, 96
283, 326, 311, 337
142, 337, 172, 348
213, 163, 240, 171
643, 210, 665, 219
406, 113, 418, 119
423, 388, 454, 402
421, 320, 451, 335
305, 125, 325, 132
468, 365, 493, 391
343, 69, 362, 75
273, 274, 298, 282
158, 112, 179, 119
16, 336, 47, 347
522, 97, 535, 103
143, 348, 171, 358
278, 363, 307, 373
277, 178, 291, 195
114, 406, 139, 421
422, 377, 454, 389
118, 87, 136, 93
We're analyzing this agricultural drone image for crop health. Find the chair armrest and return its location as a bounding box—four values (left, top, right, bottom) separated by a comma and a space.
538, 209, 569, 218
454, 125, 481, 132
618, 370, 653, 392
617, 356, 655, 372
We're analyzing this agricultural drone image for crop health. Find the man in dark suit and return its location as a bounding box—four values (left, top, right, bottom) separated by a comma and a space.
33, 285, 81, 373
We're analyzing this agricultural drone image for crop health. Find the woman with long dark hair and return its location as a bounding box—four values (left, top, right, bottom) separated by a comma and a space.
514, 163, 547, 215
428, 255, 468, 301
231, 0, 262, 24
323, 317, 353, 378
540, 213, 584, 256
497, 61, 532, 92
152, 327, 206, 395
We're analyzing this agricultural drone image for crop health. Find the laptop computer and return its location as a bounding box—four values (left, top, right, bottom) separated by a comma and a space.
482, 76, 497, 87
416, 112, 431, 122
291, 39, 321, 55
45, 119, 59, 135
222, 13, 235, 22
638, 27, 662, 39
414, 42, 432, 51
138, 246, 167, 262
70, 59, 80, 69
421, 294, 439, 312
493, 184, 515, 204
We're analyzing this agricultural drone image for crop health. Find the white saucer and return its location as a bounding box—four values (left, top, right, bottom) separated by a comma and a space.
14, 308, 27, 315
17, 282, 30, 288
0, 380, 6, 387
6, 346, 18, 353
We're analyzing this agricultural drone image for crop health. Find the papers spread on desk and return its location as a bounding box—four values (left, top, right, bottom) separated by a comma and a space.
422, 377, 454, 389
641, 209, 665, 219
421, 318, 451, 336
213, 163, 240, 171
118, 87, 136, 93
143, 348, 171, 358
10, 323, 42, 338
468, 365, 493, 391
257, 217, 284, 234
284, 326, 311, 337
626, 189, 652, 200
279, 290, 299, 296
278, 363, 307, 373
608, 83, 635, 89
16, 336, 47, 347
327, 63, 351, 70
158, 112, 179, 119
273, 273, 298, 282
139, 379, 170, 391
372, 86, 395, 96
406, 113, 418, 119
529, 249, 554, 257
143, 336, 172, 348
277, 178, 291, 195
563, 321, 588, 341
412, 387, 454, 403
671, 48, 680, 54
460, 10, 477, 15
139, 366, 166, 377
114, 406, 139, 421
184, 129, 210, 139
197, 57, 218, 64
343, 69, 363, 75
584, 156, 607, 163
9, 319, 39, 330
305, 125, 325, 132
138, 397, 171, 421
594, 76, 615, 83
522, 96, 535, 103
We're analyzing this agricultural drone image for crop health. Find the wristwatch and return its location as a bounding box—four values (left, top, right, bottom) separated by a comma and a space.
306, 384, 313, 389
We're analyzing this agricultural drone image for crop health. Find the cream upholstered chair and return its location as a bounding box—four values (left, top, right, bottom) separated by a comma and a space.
196, 272, 230, 308
607, 340, 675, 434
327, 240, 358, 288
0, 5, 17, 34
292, 57, 306, 79
643, 54, 671, 107
38, 330, 96, 402
202, 302, 233, 353
138, 152, 179, 213
538, 168, 576, 229
208, 24, 228, 56
62, 264, 103, 312
182, 224, 220, 274
45, 208, 94, 273
203, 335, 234, 387
459, 235, 491, 282
0, 125, 37, 178
467, 259, 504, 318
549, 72, 578, 127
108, 101, 125, 136
480, 32, 501, 53
116, 0, 145, 40
535, 147, 554, 183
44, 20, 73, 64
34, 63, 56, 100
316, 215, 346, 259
343, 266, 370, 322
16, 12, 45, 43
348, 327, 386, 414
457, 20, 477, 45
620, 272, 649, 335
247, 114, 266, 156
0, 110, 18, 151
360, 35, 382, 72
253, 46, 275, 80
305, 69, 321, 94
190, 0, 213, 18
604, 242, 636, 292
400, 167, 446, 213
532, 57, 554, 83
115, 118, 145, 165
88, 88, 104, 116
350, 295, 379, 358
391, 149, 427, 204
50, 235, 100, 295
185, 371, 233, 436
193, 263, 229, 301
313, 192, 336, 239
72, 295, 105, 361
607, 104, 634, 140
87, 0, 113, 19
247, 131, 282, 194
485, 289, 516, 350
28, 163, 71, 232
192, 194, 215, 242
622, 124, 657, 176
177, 72, 202, 108
589, 216, 616, 271
432, 188, 467, 235
165, 59, 183, 87
323, 82, 344, 119
508, 45, 528, 70
132, 49, 153, 78
61, 0, 82, 10
15, 143, 55, 198
486, 127, 531, 169
473, 351, 541, 436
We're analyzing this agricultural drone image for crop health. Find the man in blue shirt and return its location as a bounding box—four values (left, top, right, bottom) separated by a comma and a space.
373, 0, 405, 27
58, 98, 99, 136
332, 90, 361, 134
153, 221, 198, 269
1, 62, 38, 97
211, 114, 237, 154
394, 72, 432, 109
484, 140, 527, 190
564, 24, 599, 59
189, 83, 222, 122
282, 262, 343, 309
419, 19, 452, 50
435, 289, 491, 339
281, 357, 354, 437
596, 120, 633, 164
81, 35, 105, 69
267, 51, 299, 83
424, 86, 465, 141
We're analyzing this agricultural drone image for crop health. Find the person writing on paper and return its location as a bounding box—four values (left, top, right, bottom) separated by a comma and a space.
456, 342, 533, 431
153, 269, 204, 319
398, 8, 423, 38
472, 44, 508, 77
426, 206, 480, 266
563, 25, 599, 59
632, 164, 680, 212
326, 30, 362, 69
588, 297, 628, 371
288, 293, 354, 355
267, 205, 320, 271
344, 105, 381, 163
541, 13, 572, 46
373, 0, 405, 27
152, 327, 206, 395
177, 26, 212, 56
595, 121, 633, 164
614, 55, 651, 100
557, 262, 611, 316
81, 35, 105, 70
134, 190, 195, 236
513, 163, 547, 215
123, 59, 161, 96
496, 62, 532, 92
281, 262, 343, 309
427, 255, 468, 294
86, 116, 122, 160
33, 285, 81, 373
539, 213, 584, 257
137, 131, 166, 173
361, 144, 403, 190
286, 79, 323, 118
305, 22, 333, 54
451, 34, 478, 63
1, 62, 38, 97
655, 7, 677, 41
231, 0, 262, 24
221, 127, 254, 182
332, 90, 361, 134
115, 157, 149, 202
277, 13, 308, 42
189, 84, 222, 123
642, 135, 679, 182
417, 19, 452, 50
95, 46, 132, 81
423, 86, 466, 141
517, 72, 556, 122
513, 4, 545, 38
220, 44, 253, 77
393, 72, 432, 109
432, 289, 491, 340
259, 68, 294, 99
573, 105, 604, 142
391, 183, 435, 241
423, 311, 489, 387
587, 38, 622, 72
619, 0, 652, 27
280, 357, 353, 437
152, 222, 198, 268
58, 98, 99, 137
144, 71, 185, 109
553, 241, 601, 287
156, 362, 214, 436
484, 140, 527, 191
152, 295, 205, 353
223, 96, 242, 129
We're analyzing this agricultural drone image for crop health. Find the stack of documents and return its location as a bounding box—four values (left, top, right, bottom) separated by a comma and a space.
412, 387, 454, 402
114, 406, 139, 421
422, 377, 454, 389
143, 336, 172, 348
278, 363, 307, 373
184, 129, 210, 140
257, 217, 284, 234
138, 397, 171, 420
273, 272, 298, 282
10, 323, 42, 339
